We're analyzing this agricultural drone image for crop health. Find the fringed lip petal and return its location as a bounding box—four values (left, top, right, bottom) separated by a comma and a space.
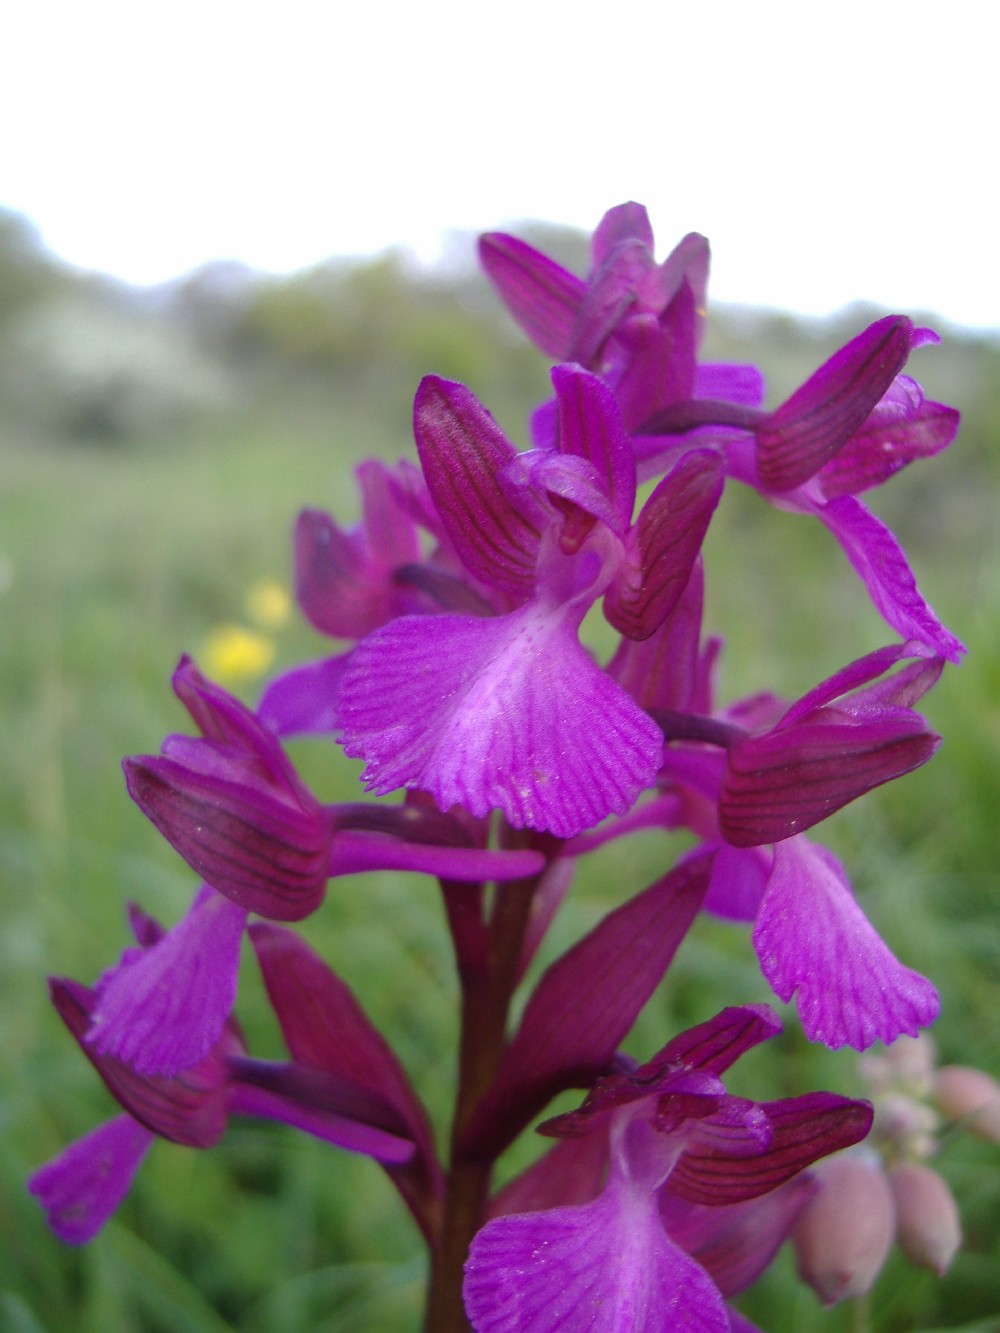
752, 837, 940, 1049
88, 887, 247, 1077
337, 603, 663, 839
28, 1115, 154, 1245
464, 1175, 729, 1333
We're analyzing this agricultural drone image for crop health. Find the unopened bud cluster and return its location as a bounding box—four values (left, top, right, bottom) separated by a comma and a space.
794, 1034, 1000, 1305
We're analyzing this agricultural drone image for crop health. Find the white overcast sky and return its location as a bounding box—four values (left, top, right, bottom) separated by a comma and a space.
3, 1, 995, 329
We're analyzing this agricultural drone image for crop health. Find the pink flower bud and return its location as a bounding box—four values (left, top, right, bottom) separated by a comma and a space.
793, 1154, 895, 1305
889, 1162, 961, 1275
933, 1065, 1000, 1142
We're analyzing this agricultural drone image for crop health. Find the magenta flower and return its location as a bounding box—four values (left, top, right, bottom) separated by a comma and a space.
123, 655, 333, 921
635, 317, 964, 662
464, 1006, 872, 1331
337, 364, 725, 837
30, 953, 415, 1244
480, 202, 761, 433
588, 636, 943, 1049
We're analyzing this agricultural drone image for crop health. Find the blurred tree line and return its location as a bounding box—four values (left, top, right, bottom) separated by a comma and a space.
1, 205, 997, 479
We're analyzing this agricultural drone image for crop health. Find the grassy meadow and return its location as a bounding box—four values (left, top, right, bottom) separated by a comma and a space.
2, 244, 999, 1331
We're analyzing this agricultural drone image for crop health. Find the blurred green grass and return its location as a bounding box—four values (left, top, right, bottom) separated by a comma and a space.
2, 313, 999, 1332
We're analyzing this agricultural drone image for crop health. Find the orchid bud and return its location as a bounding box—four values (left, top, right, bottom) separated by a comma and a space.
933, 1065, 1000, 1142
889, 1162, 961, 1275
793, 1154, 895, 1305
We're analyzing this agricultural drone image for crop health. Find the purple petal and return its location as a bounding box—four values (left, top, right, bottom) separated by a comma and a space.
703, 845, 770, 922
257, 654, 350, 736
777, 641, 940, 726
661, 1176, 815, 1298
250, 922, 443, 1236
652, 1005, 781, 1079
591, 202, 655, 266
338, 604, 662, 838
171, 658, 294, 786
756, 316, 915, 491
569, 237, 650, 366
753, 838, 940, 1049
478, 232, 585, 359
552, 363, 636, 532
606, 449, 723, 641
88, 888, 246, 1076
461, 854, 712, 1158
294, 509, 384, 640
613, 283, 699, 430
608, 559, 706, 712
818, 377, 959, 499
506, 448, 621, 540
668, 1092, 872, 1205
719, 711, 939, 847
645, 231, 710, 327
29, 1116, 153, 1244
123, 754, 330, 920
329, 828, 544, 881
818, 495, 966, 661
464, 1175, 729, 1333
50, 978, 230, 1147
695, 363, 765, 408
413, 376, 544, 596
357, 457, 424, 566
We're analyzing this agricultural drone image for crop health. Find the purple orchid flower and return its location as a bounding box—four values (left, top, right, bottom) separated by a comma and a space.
103, 659, 547, 1077
634, 317, 964, 663
481, 209, 962, 665
123, 655, 333, 921
336, 363, 726, 838
463, 1006, 872, 1331
578, 633, 943, 1050
480, 202, 761, 433
29, 947, 415, 1244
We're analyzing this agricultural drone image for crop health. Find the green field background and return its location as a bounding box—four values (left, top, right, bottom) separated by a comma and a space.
2, 225, 999, 1330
